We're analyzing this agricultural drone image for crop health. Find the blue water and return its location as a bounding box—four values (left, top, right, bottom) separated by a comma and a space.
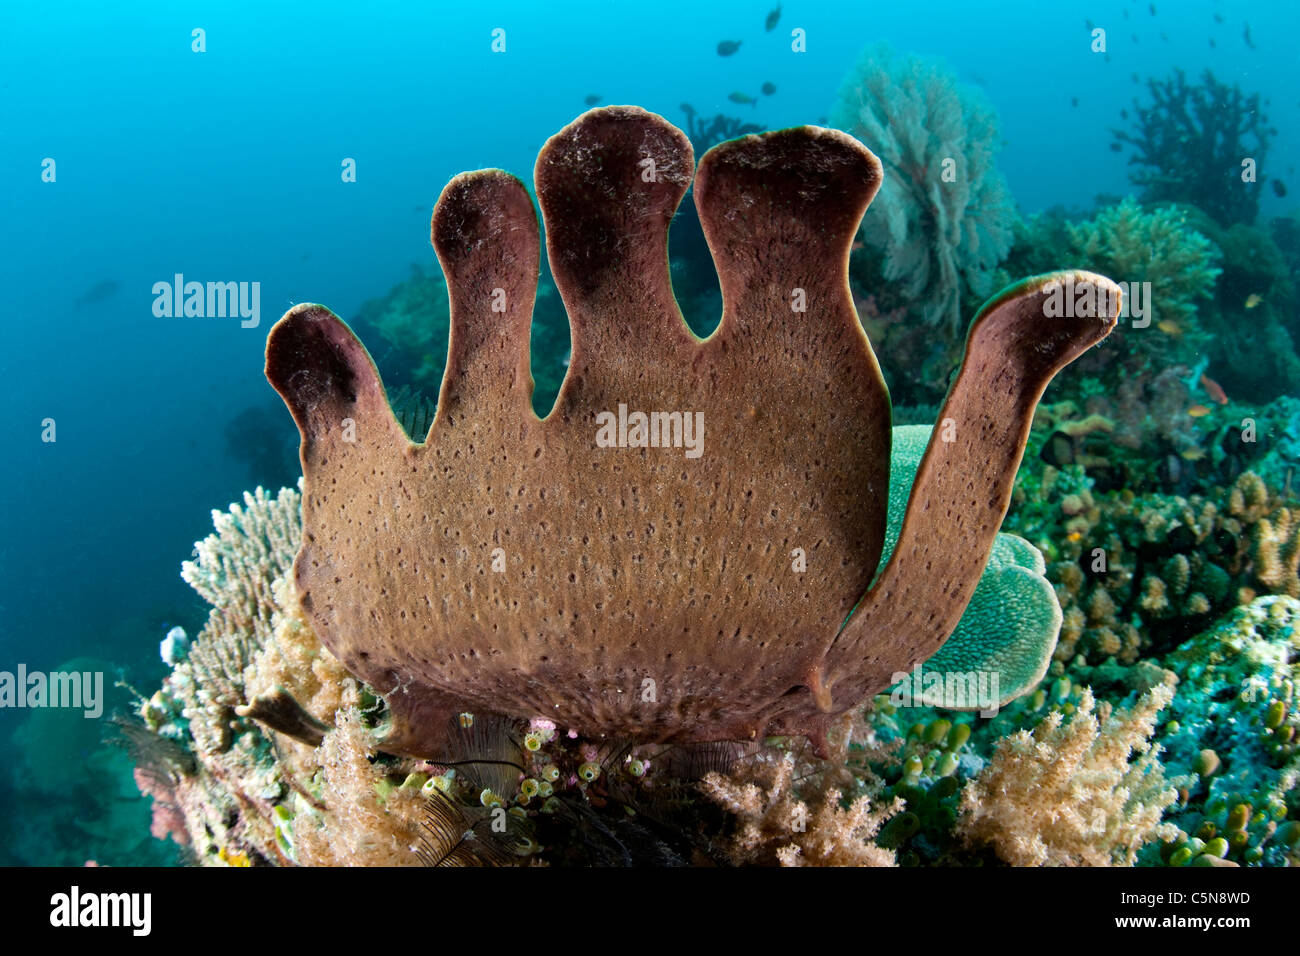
0, 0, 1296, 864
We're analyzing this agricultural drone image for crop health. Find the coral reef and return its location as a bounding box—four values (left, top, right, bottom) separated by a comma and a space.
1113, 69, 1275, 226
133, 102, 1300, 869
137, 421, 1083, 867
1173, 207, 1300, 403
136, 477, 1300, 867
1158, 596, 1300, 867
1007, 462, 1300, 666
264, 106, 1116, 758
831, 43, 1016, 335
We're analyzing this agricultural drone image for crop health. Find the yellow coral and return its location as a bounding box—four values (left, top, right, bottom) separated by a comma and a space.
1229, 471, 1271, 523
1253, 508, 1300, 598
1139, 575, 1169, 613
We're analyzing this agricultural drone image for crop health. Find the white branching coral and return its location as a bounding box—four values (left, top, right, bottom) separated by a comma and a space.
700, 750, 901, 867
181, 483, 302, 647
831, 43, 1016, 333
957, 684, 1183, 866
172, 484, 305, 757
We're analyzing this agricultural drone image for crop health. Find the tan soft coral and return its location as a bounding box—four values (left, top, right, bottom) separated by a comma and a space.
957, 684, 1183, 865
699, 749, 901, 867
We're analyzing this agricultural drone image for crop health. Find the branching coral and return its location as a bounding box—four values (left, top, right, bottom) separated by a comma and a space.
699, 745, 901, 867
178, 485, 303, 754
957, 684, 1182, 866
1113, 69, 1275, 226
1068, 197, 1221, 363
831, 43, 1015, 334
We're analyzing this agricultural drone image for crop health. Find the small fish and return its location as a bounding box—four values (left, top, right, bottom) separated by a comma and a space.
1214, 12, 1224, 24
1085, 18, 1094, 31
764, 3, 781, 31
1245, 293, 1263, 309
1071, 96, 1079, 108
728, 91, 757, 107
1180, 447, 1207, 461
761, 81, 776, 96
1156, 320, 1182, 336
75, 278, 120, 306
1149, 2, 1156, 15
1243, 24, 1255, 49
1109, 142, 1123, 152
851, 240, 864, 252
584, 94, 601, 106
1067, 530, 1084, 543
1200, 372, 1229, 404
1187, 404, 1212, 418
1120, 108, 1129, 119
717, 40, 742, 56
1272, 179, 1287, 197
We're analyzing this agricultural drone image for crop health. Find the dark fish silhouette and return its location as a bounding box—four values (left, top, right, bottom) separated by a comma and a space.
1109, 142, 1123, 153
584, 94, 601, 106
1149, 3, 1156, 14
1070, 96, 1079, 108
74, 278, 120, 307
1243, 23, 1255, 49
1273, 179, 1288, 198
728, 91, 757, 106
765, 3, 781, 31
761, 81, 776, 96
716, 40, 742, 56
1214, 12, 1224, 23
